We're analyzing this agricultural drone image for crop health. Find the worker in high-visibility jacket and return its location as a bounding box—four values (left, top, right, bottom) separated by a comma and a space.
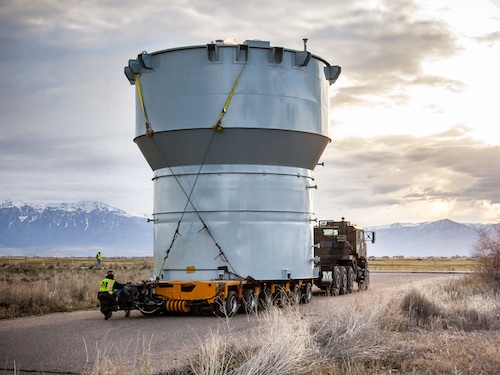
96, 252, 102, 268
99, 269, 130, 301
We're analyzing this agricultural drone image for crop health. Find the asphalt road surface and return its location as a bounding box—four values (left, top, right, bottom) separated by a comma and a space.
0, 272, 460, 374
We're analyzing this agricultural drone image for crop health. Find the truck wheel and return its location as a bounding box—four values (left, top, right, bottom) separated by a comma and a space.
364, 269, 371, 291
331, 266, 341, 296
214, 291, 239, 317
240, 289, 256, 314
359, 269, 370, 291
339, 266, 347, 295
347, 267, 355, 293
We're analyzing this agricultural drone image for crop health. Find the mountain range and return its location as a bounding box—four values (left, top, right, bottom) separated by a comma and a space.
0, 200, 498, 257
366, 219, 499, 257
0, 200, 153, 257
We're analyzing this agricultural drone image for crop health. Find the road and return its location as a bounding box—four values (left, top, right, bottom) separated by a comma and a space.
0, 272, 458, 374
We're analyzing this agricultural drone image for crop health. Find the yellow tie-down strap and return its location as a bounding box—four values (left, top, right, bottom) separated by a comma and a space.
134, 74, 153, 136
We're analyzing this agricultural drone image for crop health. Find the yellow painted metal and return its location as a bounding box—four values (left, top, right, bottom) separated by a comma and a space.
165, 300, 190, 313
186, 266, 195, 273
153, 280, 243, 303
134, 74, 153, 136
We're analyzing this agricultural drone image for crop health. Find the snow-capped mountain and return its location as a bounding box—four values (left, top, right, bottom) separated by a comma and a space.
366, 219, 500, 257
0, 200, 153, 257
1, 200, 498, 258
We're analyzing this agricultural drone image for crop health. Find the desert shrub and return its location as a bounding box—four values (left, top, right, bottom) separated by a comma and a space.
394, 276, 500, 333
400, 288, 443, 329
439, 276, 500, 331
472, 227, 500, 288
82, 335, 153, 375
183, 308, 319, 375
312, 295, 396, 364
234, 307, 318, 375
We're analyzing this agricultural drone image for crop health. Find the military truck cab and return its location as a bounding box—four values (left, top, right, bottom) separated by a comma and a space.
314, 218, 375, 295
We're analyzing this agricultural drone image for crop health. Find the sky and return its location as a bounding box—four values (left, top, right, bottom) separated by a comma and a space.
1, 0, 499, 226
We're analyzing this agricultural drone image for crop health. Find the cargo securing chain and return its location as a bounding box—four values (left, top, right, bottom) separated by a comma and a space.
156, 63, 248, 279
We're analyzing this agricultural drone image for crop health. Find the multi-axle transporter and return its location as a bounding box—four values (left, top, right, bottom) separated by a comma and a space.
122, 38, 342, 316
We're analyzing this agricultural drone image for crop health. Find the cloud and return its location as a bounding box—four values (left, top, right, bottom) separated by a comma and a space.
0, 0, 498, 225
314, 127, 500, 224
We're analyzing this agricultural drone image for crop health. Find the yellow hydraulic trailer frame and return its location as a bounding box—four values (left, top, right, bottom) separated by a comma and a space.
148, 279, 311, 313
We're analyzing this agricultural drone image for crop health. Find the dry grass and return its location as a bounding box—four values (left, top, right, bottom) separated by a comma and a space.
163, 275, 499, 375
370, 256, 475, 271
2, 257, 498, 374
0, 257, 152, 318
81, 334, 154, 375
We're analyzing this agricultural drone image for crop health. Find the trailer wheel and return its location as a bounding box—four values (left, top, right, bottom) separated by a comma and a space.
240, 289, 256, 314
290, 284, 301, 305
347, 267, 355, 293
273, 288, 288, 307
214, 291, 239, 317
259, 288, 273, 310
301, 283, 312, 304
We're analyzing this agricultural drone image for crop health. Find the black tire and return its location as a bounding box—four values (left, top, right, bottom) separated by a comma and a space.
240, 289, 256, 314
191, 305, 202, 316
347, 267, 355, 293
339, 266, 347, 295
358, 268, 370, 291
290, 284, 301, 305
259, 288, 273, 310
214, 291, 239, 317
193, 304, 213, 316
273, 288, 287, 308
301, 283, 312, 304
331, 266, 341, 296
104, 311, 112, 320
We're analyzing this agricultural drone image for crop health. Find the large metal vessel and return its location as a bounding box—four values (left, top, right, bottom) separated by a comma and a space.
125, 39, 340, 285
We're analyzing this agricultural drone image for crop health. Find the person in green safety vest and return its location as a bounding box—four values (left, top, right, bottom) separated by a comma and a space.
99, 269, 130, 301
96, 251, 102, 268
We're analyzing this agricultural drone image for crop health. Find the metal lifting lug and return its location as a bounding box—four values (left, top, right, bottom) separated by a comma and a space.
212, 121, 223, 132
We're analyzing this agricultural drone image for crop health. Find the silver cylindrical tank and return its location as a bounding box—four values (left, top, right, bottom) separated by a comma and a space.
125, 39, 340, 281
